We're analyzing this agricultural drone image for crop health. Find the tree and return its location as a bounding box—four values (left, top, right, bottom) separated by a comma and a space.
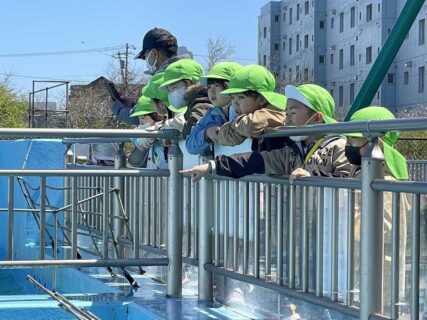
0, 78, 27, 128
205, 36, 235, 72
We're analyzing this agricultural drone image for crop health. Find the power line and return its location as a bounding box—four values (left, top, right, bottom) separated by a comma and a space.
0, 45, 126, 58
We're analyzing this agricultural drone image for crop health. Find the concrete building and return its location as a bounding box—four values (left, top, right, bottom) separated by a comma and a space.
258, 0, 427, 114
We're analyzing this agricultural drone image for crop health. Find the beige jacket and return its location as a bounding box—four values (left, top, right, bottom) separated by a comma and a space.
216, 106, 286, 146
261, 136, 353, 177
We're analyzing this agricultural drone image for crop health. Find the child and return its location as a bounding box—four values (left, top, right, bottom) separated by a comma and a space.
181, 84, 353, 180
185, 61, 242, 155
213, 64, 287, 152
159, 59, 213, 138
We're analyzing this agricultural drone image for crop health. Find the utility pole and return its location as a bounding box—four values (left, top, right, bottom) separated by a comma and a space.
113, 43, 136, 92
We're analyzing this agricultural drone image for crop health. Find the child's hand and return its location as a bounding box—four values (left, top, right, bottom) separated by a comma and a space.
289, 168, 311, 183
205, 126, 220, 142
180, 163, 211, 182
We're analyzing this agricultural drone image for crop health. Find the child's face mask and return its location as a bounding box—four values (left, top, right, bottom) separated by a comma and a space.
168, 85, 187, 109
289, 112, 318, 142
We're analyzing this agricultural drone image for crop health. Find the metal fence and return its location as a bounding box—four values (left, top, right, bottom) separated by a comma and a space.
0, 120, 427, 319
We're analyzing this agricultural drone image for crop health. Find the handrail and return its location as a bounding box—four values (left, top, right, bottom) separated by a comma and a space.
0, 169, 170, 177
0, 128, 181, 139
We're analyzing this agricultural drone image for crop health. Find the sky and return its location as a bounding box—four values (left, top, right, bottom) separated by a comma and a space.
1, 0, 269, 98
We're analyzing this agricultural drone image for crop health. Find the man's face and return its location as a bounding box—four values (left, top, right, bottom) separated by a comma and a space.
145, 49, 158, 66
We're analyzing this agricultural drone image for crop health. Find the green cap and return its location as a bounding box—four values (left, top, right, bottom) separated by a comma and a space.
220, 64, 286, 110
285, 84, 336, 124
159, 59, 203, 89
131, 94, 154, 117
199, 61, 242, 86
143, 72, 169, 103
348, 106, 408, 180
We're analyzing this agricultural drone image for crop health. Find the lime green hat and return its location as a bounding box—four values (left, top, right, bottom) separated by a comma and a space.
143, 72, 169, 103
143, 72, 184, 113
285, 84, 336, 124
159, 59, 203, 88
220, 64, 286, 110
131, 94, 154, 117
199, 61, 242, 86
347, 106, 408, 180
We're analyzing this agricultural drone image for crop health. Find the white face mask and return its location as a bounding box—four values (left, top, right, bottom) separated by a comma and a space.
145, 50, 157, 74
289, 113, 317, 142
168, 86, 187, 109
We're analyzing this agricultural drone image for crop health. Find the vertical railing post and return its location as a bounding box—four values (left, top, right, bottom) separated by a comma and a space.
166, 136, 183, 297
8, 176, 14, 260
39, 176, 46, 260
360, 137, 385, 319
113, 143, 126, 258
64, 144, 73, 259
198, 148, 214, 301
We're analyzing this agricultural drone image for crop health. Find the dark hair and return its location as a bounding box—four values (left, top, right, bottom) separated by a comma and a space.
158, 45, 178, 59
243, 90, 262, 99
207, 79, 229, 88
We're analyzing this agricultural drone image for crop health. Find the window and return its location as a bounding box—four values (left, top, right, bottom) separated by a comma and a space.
339, 86, 344, 106
275, 15, 279, 22
274, 43, 279, 51
263, 27, 266, 38
288, 68, 293, 82
305, 1, 309, 15
331, 17, 335, 29
304, 34, 309, 48
366, 4, 372, 22
283, 41, 286, 52
404, 71, 409, 85
296, 34, 300, 52
304, 68, 309, 81
290, 8, 293, 25
330, 89, 334, 98
339, 12, 344, 33
330, 53, 334, 65
319, 20, 325, 29
387, 73, 395, 84
351, 6, 355, 28
339, 49, 343, 69
296, 66, 300, 81
283, 12, 286, 22
366, 46, 372, 64
378, 3, 381, 12
289, 37, 293, 55
350, 83, 355, 103
419, 66, 425, 93
263, 55, 267, 66
350, 45, 355, 66
419, 19, 425, 46
319, 55, 325, 64
297, 4, 300, 21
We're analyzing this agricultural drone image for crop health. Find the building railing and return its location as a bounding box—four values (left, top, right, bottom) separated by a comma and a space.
0, 119, 426, 319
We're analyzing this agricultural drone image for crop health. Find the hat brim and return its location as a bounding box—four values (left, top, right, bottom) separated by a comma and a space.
134, 49, 146, 60
199, 75, 228, 86
159, 77, 186, 90
219, 87, 248, 95
260, 92, 287, 111
167, 105, 188, 113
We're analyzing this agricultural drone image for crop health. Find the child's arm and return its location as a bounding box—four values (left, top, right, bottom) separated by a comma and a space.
185, 111, 212, 155
216, 121, 247, 146
233, 109, 286, 138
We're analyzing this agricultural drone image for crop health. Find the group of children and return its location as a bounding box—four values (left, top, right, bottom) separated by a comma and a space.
115, 27, 411, 306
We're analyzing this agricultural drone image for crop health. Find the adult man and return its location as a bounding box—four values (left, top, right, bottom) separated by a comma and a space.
111, 28, 191, 125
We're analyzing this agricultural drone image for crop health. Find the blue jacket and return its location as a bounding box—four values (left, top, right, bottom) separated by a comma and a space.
185, 104, 236, 155
111, 101, 139, 125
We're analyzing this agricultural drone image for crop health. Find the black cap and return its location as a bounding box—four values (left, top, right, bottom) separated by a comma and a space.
134, 28, 177, 60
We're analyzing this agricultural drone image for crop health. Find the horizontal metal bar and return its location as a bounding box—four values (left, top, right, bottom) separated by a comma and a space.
204, 264, 359, 318
63, 137, 131, 144
262, 117, 427, 138
0, 258, 169, 269
140, 245, 198, 267
207, 174, 361, 189
0, 169, 169, 177
0, 128, 181, 140
371, 180, 427, 194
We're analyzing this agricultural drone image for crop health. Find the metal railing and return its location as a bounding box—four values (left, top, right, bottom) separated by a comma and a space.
0, 119, 427, 319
